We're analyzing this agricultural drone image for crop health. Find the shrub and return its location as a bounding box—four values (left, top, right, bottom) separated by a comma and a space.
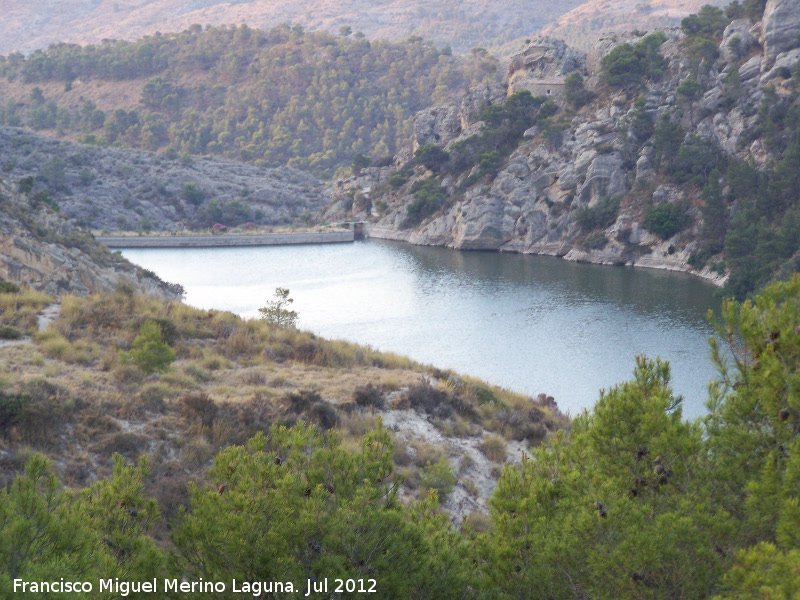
124, 320, 176, 374
602, 32, 667, 88
182, 182, 205, 205
564, 73, 596, 109
480, 433, 507, 463
353, 383, 385, 410
402, 179, 447, 229
181, 392, 218, 429
419, 458, 456, 500
575, 197, 621, 232
0, 281, 21, 294
644, 203, 689, 240
309, 401, 337, 430
403, 381, 450, 418
414, 144, 450, 172
388, 172, 408, 189
0, 325, 24, 339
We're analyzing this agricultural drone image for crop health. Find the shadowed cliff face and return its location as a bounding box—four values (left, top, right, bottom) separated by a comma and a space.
0, 178, 181, 298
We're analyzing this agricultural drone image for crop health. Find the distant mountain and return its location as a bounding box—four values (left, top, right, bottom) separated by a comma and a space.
0, 0, 586, 56
539, 0, 730, 50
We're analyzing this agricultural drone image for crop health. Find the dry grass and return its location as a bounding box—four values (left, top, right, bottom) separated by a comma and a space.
0, 290, 569, 531
480, 433, 508, 463
0, 287, 52, 332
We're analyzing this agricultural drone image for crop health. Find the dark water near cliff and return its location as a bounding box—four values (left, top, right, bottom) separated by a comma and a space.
122, 239, 721, 419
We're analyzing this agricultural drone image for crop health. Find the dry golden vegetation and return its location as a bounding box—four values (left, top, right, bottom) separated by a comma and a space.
0, 284, 567, 528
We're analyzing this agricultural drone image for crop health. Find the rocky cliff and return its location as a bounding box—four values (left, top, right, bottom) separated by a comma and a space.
0, 178, 181, 298
325, 0, 800, 291
0, 127, 327, 232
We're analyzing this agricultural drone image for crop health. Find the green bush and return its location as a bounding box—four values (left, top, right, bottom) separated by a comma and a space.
414, 144, 450, 172
419, 458, 456, 500
388, 172, 408, 189
575, 197, 621, 232
124, 320, 176, 374
644, 203, 688, 240
602, 32, 667, 88
564, 73, 596, 109
0, 325, 24, 339
402, 179, 447, 228
0, 280, 21, 294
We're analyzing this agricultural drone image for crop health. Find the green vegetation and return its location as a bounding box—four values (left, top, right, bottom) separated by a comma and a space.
653, 79, 800, 297
601, 32, 667, 89
2, 276, 800, 596
258, 287, 299, 329
681, 5, 729, 65
564, 73, 596, 109
415, 144, 451, 172
0, 24, 499, 177
123, 320, 176, 374
575, 196, 621, 233
403, 179, 448, 228
644, 202, 689, 240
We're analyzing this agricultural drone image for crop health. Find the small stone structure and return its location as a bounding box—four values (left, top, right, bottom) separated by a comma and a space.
507, 37, 586, 102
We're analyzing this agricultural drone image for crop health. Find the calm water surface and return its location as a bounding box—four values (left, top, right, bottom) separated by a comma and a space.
122, 240, 722, 419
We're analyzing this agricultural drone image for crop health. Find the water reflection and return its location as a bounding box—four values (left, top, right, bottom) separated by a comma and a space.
121, 239, 721, 419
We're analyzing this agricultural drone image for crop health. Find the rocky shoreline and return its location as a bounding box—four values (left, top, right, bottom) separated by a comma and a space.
366, 225, 727, 287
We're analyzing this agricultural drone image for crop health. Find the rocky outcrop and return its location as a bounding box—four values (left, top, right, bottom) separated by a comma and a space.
507, 37, 586, 98
720, 19, 758, 62
0, 179, 181, 298
412, 104, 463, 151
761, 0, 800, 62
459, 83, 507, 128
0, 127, 328, 233
326, 6, 800, 288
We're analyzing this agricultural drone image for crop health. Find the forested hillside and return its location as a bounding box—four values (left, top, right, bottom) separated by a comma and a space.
0, 24, 499, 177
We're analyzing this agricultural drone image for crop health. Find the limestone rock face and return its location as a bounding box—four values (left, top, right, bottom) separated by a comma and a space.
412, 104, 462, 150
327, 22, 800, 288
576, 153, 626, 205
507, 37, 586, 98
761, 0, 800, 61
738, 55, 763, 80
0, 126, 328, 233
761, 48, 800, 83
0, 181, 180, 298
720, 19, 758, 62
459, 83, 507, 128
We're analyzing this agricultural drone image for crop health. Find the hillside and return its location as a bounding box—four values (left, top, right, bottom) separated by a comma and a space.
540, 0, 730, 51
0, 126, 327, 232
0, 0, 586, 56
1, 245, 800, 597
0, 25, 499, 177
0, 177, 180, 298
326, 0, 800, 299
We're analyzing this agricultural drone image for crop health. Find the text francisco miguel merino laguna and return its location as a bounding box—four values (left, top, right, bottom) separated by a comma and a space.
13, 577, 378, 595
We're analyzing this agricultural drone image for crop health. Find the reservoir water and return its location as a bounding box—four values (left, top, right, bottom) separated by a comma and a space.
122, 239, 722, 419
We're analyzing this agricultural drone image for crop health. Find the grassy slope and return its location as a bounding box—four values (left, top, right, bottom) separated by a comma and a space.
0, 286, 567, 531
